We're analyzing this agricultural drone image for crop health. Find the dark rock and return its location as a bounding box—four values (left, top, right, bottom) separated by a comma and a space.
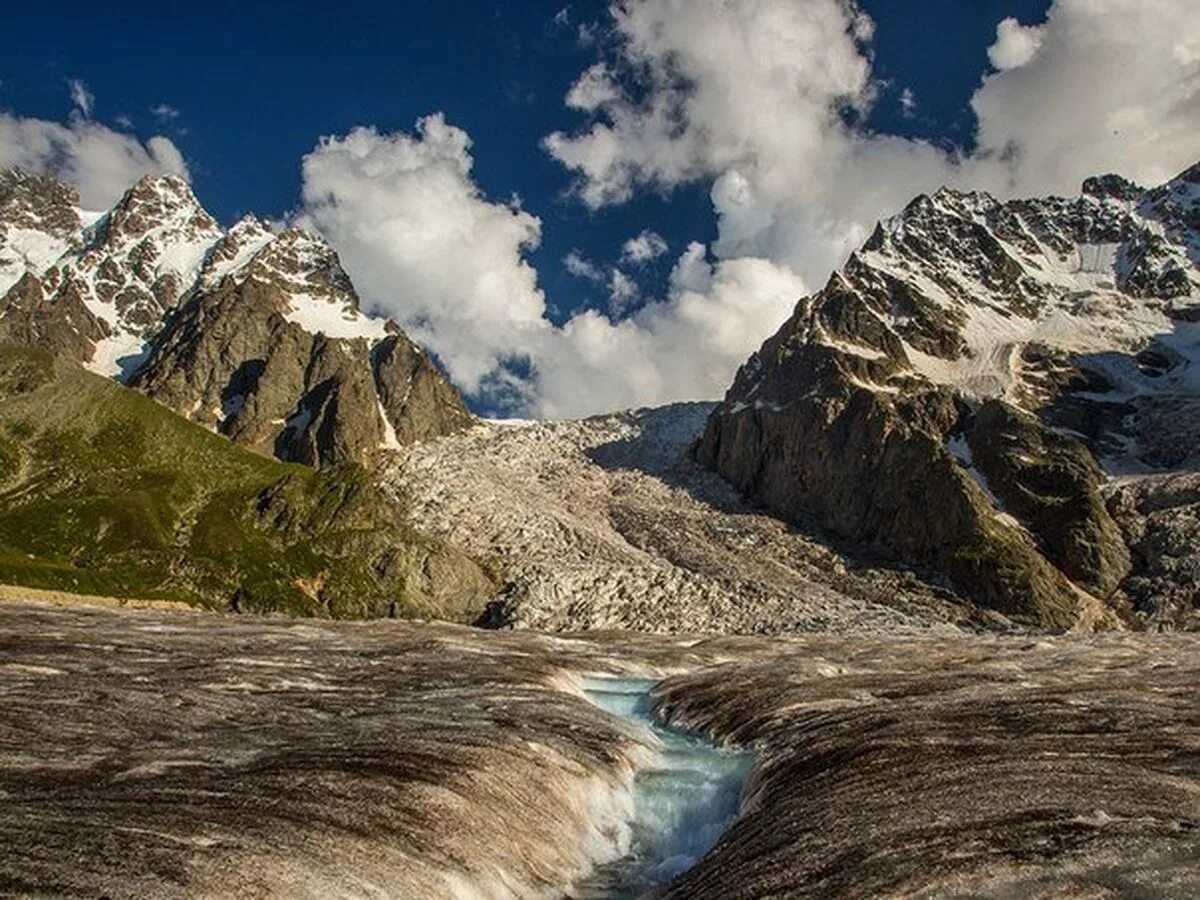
0, 273, 108, 362
0, 168, 82, 237
697, 164, 1200, 629
1107, 472, 1200, 630
968, 400, 1131, 596
1081, 173, 1145, 202
373, 334, 473, 445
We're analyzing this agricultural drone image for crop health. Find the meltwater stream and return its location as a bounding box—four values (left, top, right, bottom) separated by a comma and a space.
571, 677, 753, 899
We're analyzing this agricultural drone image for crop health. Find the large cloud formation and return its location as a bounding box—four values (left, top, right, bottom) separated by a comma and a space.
548, 0, 1199, 289
0, 82, 188, 209
298, 115, 551, 397
11, 3, 1194, 419
972, 0, 1200, 197
298, 114, 804, 417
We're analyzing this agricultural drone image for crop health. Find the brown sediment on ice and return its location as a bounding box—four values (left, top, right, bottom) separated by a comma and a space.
653, 634, 1200, 899
1, 602, 1197, 898
0, 601, 737, 898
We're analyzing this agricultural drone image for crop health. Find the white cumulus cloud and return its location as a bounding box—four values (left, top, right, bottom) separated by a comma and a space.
150, 103, 181, 122
547, 0, 1200, 292
972, 0, 1200, 196
297, 114, 551, 396
566, 63, 621, 112
0, 111, 189, 208
987, 17, 1046, 70
68, 79, 95, 118
301, 0, 1199, 419
608, 267, 639, 313
531, 247, 806, 417
564, 249, 604, 281
621, 228, 668, 264
297, 115, 807, 417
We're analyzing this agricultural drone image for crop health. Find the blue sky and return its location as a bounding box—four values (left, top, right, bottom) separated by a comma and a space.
3, 0, 1048, 322
1, 0, 1193, 417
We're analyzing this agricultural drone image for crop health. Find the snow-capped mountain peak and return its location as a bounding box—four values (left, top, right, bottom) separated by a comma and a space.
0, 167, 472, 468
0, 169, 405, 379
0, 168, 86, 296
699, 161, 1200, 630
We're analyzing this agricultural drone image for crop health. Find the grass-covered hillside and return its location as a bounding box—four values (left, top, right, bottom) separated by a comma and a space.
0, 347, 497, 619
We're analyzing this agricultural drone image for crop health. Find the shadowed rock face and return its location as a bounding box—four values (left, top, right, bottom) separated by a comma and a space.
373, 334, 474, 446
131, 228, 472, 468
694, 337, 1096, 630
968, 400, 1130, 596
1107, 471, 1200, 629
0, 272, 109, 361
1, 600, 1197, 898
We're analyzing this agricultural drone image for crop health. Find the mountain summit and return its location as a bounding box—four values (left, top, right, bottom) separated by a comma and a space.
0, 168, 471, 467
699, 163, 1200, 630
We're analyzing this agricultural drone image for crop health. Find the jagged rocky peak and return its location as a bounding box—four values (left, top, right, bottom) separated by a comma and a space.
0, 167, 83, 236
699, 161, 1200, 631
131, 217, 473, 468
0, 168, 474, 467
0, 169, 87, 296
95, 173, 219, 248
0, 170, 229, 379
77, 174, 223, 316
195, 214, 275, 288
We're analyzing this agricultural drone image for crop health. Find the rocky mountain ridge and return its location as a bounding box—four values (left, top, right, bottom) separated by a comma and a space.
0, 168, 470, 467
699, 162, 1200, 630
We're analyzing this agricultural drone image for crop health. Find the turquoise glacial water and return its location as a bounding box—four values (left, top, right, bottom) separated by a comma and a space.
571, 676, 753, 899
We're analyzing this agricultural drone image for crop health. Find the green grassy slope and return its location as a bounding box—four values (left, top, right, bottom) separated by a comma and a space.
0, 347, 497, 619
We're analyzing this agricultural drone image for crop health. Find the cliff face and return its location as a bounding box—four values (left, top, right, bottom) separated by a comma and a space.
0, 168, 472, 467
698, 163, 1200, 629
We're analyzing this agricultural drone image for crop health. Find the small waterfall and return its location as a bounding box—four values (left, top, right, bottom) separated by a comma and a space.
570, 676, 753, 899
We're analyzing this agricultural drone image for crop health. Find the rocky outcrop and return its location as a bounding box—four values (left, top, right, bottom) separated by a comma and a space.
695, 341, 1095, 629
129, 272, 388, 467
1107, 472, 1200, 630
130, 225, 472, 467
373, 334, 473, 445
699, 162, 1199, 630
967, 400, 1130, 596
0, 168, 84, 295
0, 272, 108, 362
0, 169, 473, 466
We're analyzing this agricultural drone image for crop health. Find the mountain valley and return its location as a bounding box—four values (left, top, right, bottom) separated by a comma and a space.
1, 159, 1198, 898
